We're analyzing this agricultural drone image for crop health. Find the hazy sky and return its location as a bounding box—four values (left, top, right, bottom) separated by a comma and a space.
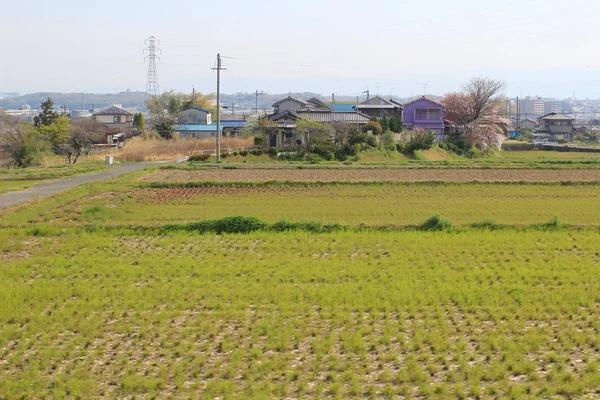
1, 0, 599, 98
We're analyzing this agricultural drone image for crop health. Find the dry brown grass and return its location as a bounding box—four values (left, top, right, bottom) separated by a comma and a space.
91, 137, 253, 162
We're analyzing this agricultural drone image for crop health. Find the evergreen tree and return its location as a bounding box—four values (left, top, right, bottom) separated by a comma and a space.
133, 113, 146, 131
33, 98, 58, 127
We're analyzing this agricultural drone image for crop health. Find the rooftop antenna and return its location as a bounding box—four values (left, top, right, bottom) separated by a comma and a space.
143, 36, 161, 98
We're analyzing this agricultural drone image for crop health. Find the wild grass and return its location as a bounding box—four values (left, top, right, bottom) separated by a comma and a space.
1, 229, 600, 398
93, 136, 253, 162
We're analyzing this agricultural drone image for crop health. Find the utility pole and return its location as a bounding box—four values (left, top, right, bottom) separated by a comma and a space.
332, 93, 335, 112
255, 90, 264, 114
363, 89, 370, 101
192, 87, 195, 107
231, 101, 234, 115
516, 96, 520, 130
212, 54, 224, 162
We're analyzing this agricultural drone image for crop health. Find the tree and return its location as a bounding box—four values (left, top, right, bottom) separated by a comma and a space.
35, 116, 70, 147
442, 77, 507, 151
0, 113, 50, 167
59, 119, 105, 164
331, 121, 352, 146
389, 115, 403, 132
133, 113, 146, 131
155, 121, 174, 140
33, 98, 59, 127
362, 120, 383, 135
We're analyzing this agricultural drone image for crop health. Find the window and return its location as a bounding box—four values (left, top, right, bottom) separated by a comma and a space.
415, 108, 442, 121
113, 116, 122, 123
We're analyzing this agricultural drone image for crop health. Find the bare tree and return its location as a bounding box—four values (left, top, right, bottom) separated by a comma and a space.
331, 121, 352, 146
60, 119, 105, 164
0, 112, 30, 163
462, 77, 506, 122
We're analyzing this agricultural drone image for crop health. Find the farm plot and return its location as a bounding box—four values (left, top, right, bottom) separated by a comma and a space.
7, 182, 598, 228
139, 168, 600, 183
1, 230, 600, 399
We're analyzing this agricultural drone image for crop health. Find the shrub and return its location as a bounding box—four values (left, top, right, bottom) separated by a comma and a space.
232, 151, 239, 156
162, 216, 267, 234
268, 147, 279, 157
220, 153, 229, 159
18, 135, 51, 167
239, 151, 248, 156
419, 214, 453, 231
213, 216, 267, 234
254, 136, 265, 146
251, 149, 264, 156
362, 121, 383, 135
404, 130, 435, 153
471, 219, 500, 230
188, 154, 211, 162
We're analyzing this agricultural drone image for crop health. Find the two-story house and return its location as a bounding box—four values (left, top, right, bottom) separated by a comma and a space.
536, 113, 574, 141
93, 105, 134, 131
402, 96, 446, 141
356, 96, 403, 119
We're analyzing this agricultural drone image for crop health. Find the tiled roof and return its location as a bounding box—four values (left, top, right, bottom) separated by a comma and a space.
540, 114, 573, 120
181, 106, 212, 113
272, 96, 308, 107
403, 96, 444, 107
94, 106, 132, 116
297, 111, 371, 124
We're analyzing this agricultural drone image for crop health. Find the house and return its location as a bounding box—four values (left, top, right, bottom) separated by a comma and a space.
266, 108, 371, 148
402, 96, 446, 141
272, 96, 332, 114
536, 113, 574, 141
173, 120, 247, 140
177, 106, 212, 125
356, 96, 403, 119
520, 118, 536, 131
94, 105, 134, 130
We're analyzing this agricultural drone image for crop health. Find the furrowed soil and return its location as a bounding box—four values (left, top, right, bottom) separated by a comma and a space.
139, 168, 600, 183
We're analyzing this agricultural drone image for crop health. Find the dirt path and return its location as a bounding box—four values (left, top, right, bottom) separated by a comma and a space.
0, 163, 158, 211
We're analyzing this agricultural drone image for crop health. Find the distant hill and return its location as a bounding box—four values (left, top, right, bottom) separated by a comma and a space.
0, 91, 147, 111
0, 91, 441, 112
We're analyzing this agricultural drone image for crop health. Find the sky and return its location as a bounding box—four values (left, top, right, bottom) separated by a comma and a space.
1, 0, 599, 99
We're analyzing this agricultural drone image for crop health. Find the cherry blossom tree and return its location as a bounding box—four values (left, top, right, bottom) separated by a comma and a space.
442, 77, 507, 151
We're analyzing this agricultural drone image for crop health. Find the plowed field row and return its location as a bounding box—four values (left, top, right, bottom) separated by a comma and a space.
139, 168, 600, 183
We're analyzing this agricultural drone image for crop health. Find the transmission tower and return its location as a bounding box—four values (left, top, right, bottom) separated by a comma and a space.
143, 36, 161, 98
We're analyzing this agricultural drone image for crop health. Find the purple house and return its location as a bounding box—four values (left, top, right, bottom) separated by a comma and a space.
402, 96, 446, 141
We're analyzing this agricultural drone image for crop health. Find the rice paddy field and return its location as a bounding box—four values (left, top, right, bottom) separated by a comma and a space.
2, 165, 600, 399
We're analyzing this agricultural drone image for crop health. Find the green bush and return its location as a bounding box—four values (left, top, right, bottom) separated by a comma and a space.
17, 135, 51, 167
404, 131, 435, 153
254, 136, 265, 146
251, 149, 264, 156
162, 216, 267, 234
188, 154, 211, 162
268, 147, 279, 157
419, 214, 453, 231
239, 151, 248, 156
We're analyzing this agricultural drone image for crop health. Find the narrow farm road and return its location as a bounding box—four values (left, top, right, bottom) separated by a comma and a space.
0, 162, 160, 211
